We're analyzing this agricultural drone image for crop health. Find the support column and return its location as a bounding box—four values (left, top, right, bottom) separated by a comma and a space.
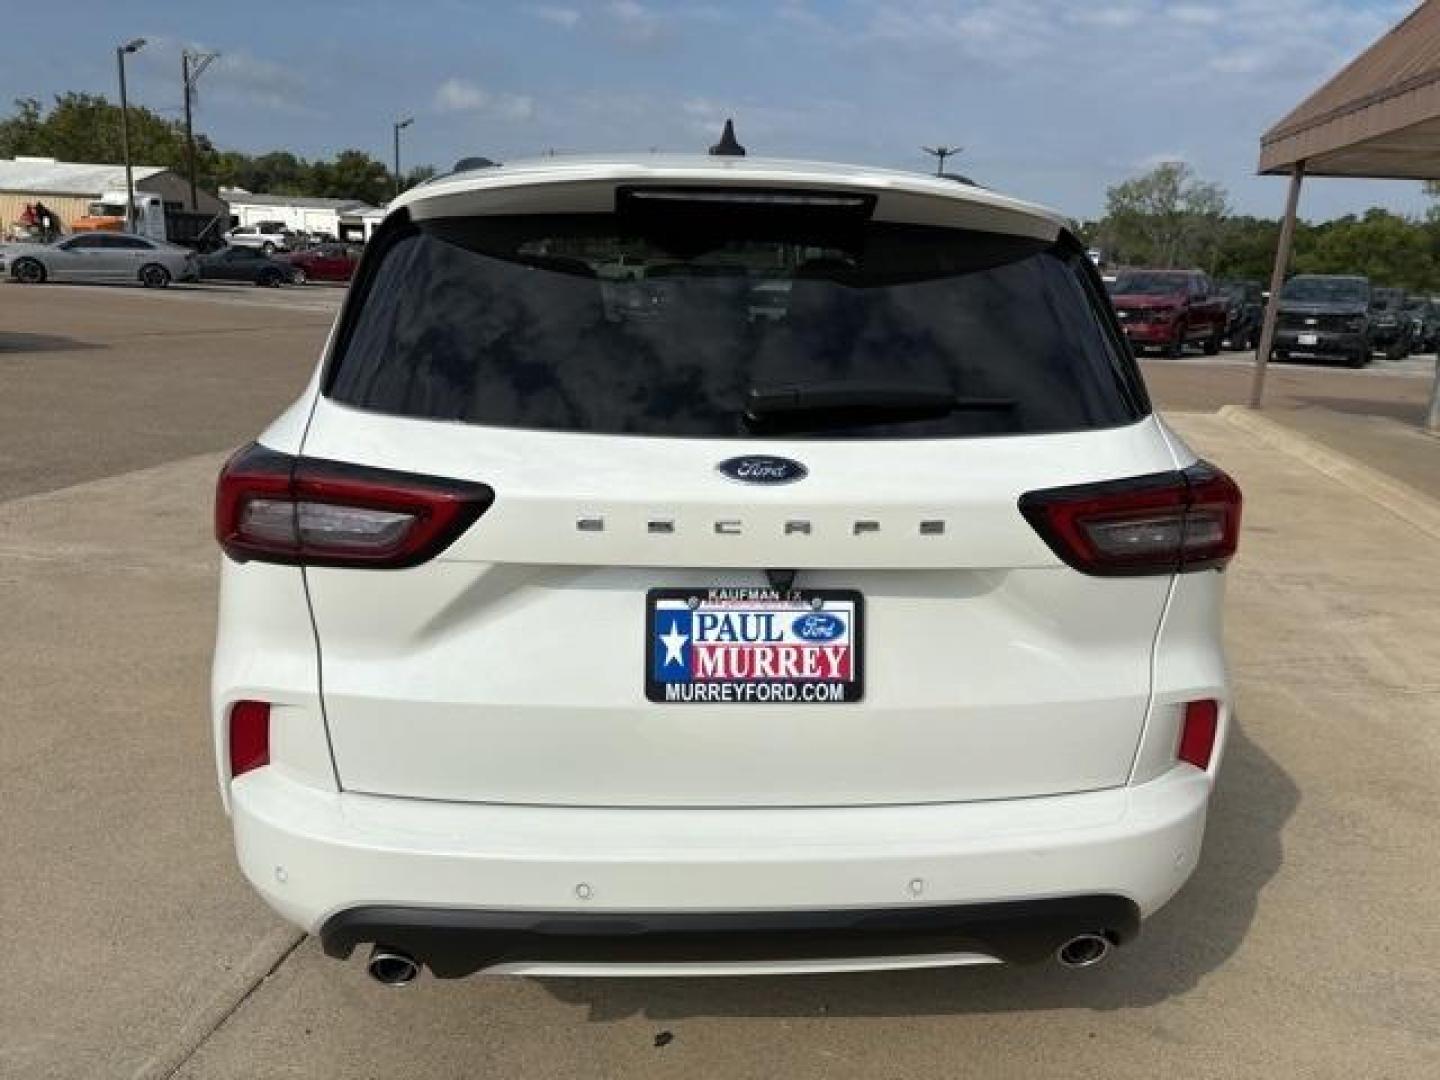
1425, 355, 1440, 433
1250, 162, 1305, 409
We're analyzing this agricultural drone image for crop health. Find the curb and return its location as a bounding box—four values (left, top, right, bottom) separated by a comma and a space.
1217, 405, 1440, 543
130, 926, 305, 1080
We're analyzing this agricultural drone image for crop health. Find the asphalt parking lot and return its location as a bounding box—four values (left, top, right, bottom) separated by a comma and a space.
3, 283, 1438, 1078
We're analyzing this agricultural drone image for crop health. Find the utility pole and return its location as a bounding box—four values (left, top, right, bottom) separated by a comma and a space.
116, 38, 147, 229
393, 117, 414, 201
182, 49, 219, 211
922, 144, 962, 176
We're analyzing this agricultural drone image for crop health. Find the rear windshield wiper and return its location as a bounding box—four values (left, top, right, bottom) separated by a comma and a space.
743, 382, 1016, 433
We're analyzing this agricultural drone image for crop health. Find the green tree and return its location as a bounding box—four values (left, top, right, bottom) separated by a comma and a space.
1099, 162, 1229, 268
307, 150, 393, 204
0, 93, 218, 187
1292, 208, 1438, 291
1210, 215, 1288, 281
215, 150, 310, 194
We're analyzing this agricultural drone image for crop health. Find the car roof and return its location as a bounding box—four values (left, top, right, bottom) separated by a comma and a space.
392, 154, 1070, 242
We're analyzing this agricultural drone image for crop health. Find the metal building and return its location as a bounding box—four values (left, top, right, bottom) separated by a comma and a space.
0, 156, 227, 236
220, 190, 381, 240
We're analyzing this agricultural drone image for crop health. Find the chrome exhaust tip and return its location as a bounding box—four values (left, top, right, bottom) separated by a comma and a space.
1056, 933, 1113, 969
367, 946, 420, 986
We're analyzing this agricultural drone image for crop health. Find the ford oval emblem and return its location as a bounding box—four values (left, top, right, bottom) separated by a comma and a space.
716, 455, 808, 485
791, 612, 844, 642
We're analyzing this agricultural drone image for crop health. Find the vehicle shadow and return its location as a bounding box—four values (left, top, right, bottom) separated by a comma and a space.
1286, 395, 1428, 424
541, 723, 1297, 1021
0, 331, 100, 353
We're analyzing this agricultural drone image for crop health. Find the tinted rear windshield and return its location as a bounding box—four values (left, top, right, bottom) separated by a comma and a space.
1111, 273, 1188, 296
327, 207, 1141, 439
1281, 277, 1369, 305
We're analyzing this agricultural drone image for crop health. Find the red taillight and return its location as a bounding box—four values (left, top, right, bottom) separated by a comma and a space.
215, 443, 494, 568
1018, 461, 1241, 576
229, 700, 271, 777
1178, 699, 1219, 770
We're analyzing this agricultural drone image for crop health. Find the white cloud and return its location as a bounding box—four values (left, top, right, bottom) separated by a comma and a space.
1172, 4, 1223, 25
865, 1, 1055, 63
433, 78, 536, 121
435, 77, 488, 111
1136, 151, 1189, 170
1068, 5, 1143, 29
528, 4, 581, 29
606, 0, 664, 43
495, 95, 538, 121
210, 50, 322, 116
134, 37, 319, 116
1209, 50, 1268, 75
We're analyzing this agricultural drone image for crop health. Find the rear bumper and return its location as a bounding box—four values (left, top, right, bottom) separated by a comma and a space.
231, 764, 1212, 972
1123, 323, 1178, 344
1273, 329, 1365, 355
320, 895, 1141, 977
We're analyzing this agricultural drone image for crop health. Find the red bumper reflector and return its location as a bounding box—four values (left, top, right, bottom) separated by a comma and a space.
1178, 699, 1219, 770
229, 700, 271, 777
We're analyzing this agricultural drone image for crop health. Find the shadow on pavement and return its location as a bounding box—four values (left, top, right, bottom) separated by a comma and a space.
1286, 396, 1428, 424
542, 724, 1297, 1022
0, 331, 101, 353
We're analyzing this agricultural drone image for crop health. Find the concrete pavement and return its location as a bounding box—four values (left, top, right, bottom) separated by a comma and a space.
0, 284, 334, 501
1141, 351, 1440, 500
2, 407, 1436, 1078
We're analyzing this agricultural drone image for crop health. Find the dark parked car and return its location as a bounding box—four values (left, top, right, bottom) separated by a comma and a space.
199, 245, 295, 287
1369, 286, 1413, 359
1272, 275, 1372, 367
284, 243, 360, 284
1217, 279, 1264, 351
1403, 295, 1437, 353
1108, 269, 1228, 357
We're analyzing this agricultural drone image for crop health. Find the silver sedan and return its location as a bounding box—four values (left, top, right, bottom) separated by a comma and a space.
2, 232, 198, 288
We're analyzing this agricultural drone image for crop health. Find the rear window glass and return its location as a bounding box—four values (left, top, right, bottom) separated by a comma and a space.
327, 207, 1140, 439
1281, 277, 1369, 305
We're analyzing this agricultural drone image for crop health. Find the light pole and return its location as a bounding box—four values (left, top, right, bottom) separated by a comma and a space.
393, 117, 414, 200
116, 38, 147, 229
182, 49, 219, 211
922, 144, 962, 176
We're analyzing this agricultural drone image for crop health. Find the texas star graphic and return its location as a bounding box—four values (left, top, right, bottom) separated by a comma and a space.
659, 620, 689, 668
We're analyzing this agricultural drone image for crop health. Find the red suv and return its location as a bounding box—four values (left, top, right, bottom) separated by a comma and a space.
285, 243, 361, 284
1109, 270, 1227, 357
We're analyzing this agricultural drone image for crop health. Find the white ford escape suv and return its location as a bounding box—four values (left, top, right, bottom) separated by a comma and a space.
212, 155, 1240, 984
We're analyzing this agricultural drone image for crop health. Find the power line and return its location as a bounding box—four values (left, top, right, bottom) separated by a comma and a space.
182, 49, 220, 211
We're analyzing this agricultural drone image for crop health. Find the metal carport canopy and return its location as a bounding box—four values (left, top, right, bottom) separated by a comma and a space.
1250, 0, 1440, 431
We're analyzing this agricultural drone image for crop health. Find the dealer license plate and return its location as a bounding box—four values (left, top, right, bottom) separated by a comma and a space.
1298, 333, 1319, 346
646, 587, 864, 704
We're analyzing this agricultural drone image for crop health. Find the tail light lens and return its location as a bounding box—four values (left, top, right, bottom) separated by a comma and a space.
1178, 699, 1219, 770
1019, 461, 1241, 576
229, 700, 271, 777
215, 443, 494, 568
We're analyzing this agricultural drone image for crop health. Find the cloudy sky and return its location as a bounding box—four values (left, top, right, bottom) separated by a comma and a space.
2, 0, 1429, 220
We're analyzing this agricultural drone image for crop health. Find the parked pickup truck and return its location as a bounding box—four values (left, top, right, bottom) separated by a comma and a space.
1108, 269, 1228, 357
1218, 279, 1265, 351
1369, 286, 1413, 360
1272, 274, 1372, 367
